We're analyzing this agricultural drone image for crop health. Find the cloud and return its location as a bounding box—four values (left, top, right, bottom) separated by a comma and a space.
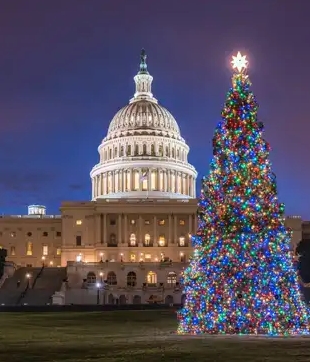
0, 170, 57, 194
68, 183, 86, 191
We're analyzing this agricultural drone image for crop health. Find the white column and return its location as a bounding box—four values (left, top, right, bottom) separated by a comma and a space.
168, 214, 172, 244
153, 216, 157, 246
91, 178, 94, 199
138, 216, 143, 246
118, 214, 122, 244
103, 214, 107, 245
95, 214, 101, 244
124, 214, 128, 244
173, 215, 177, 244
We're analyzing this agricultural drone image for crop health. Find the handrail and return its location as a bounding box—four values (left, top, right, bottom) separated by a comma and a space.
31, 265, 45, 289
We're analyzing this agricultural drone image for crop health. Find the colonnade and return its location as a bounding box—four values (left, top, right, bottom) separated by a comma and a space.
92, 168, 196, 199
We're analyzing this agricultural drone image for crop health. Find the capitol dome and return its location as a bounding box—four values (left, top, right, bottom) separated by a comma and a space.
90, 50, 197, 200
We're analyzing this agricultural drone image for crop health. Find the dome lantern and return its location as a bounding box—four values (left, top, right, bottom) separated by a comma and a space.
130, 49, 156, 104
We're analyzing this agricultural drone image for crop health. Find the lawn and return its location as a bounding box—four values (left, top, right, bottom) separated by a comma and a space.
1, 310, 310, 361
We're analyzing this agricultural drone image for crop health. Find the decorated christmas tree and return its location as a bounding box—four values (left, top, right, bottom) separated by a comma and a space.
177, 52, 309, 336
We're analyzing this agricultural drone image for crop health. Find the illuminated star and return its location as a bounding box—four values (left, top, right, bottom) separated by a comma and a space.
231, 51, 248, 73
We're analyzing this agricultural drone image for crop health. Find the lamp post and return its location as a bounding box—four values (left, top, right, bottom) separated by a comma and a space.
96, 282, 101, 305
26, 273, 31, 288
41, 256, 45, 267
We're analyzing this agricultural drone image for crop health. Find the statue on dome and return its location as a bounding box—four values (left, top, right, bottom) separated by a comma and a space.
139, 49, 148, 73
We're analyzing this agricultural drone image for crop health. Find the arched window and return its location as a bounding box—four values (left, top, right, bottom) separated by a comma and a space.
143, 144, 147, 155
177, 149, 180, 159
127, 144, 131, 156
158, 235, 166, 247
86, 272, 96, 285
151, 144, 155, 155
109, 233, 117, 246
130, 233, 136, 246
107, 271, 117, 285
109, 149, 112, 159
127, 271, 137, 287
135, 144, 139, 155
158, 144, 163, 156
172, 148, 175, 158
167, 272, 177, 286
114, 147, 117, 157
147, 271, 157, 285
144, 233, 151, 246
166, 146, 169, 157
104, 150, 107, 161
120, 146, 124, 157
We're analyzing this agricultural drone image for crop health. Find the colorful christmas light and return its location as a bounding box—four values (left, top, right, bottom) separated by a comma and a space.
177, 52, 310, 336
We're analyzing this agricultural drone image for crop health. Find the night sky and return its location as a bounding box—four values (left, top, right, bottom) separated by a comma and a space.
0, 1, 309, 218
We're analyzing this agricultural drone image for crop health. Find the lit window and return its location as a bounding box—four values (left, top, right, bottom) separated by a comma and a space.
131, 219, 136, 225
151, 171, 156, 190
26, 242, 33, 256
134, 171, 139, 190
130, 253, 136, 262
145, 254, 151, 261
10, 246, 15, 256
179, 219, 185, 226
167, 272, 177, 285
42, 245, 48, 256
159, 219, 165, 225
179, 236, 185, 246
56, 248, 61, 255
11, 232, 16, 238
76, 254, 82, 262
130, 233, 136, 246
144, 220, 150, 225
76, 220, 82, 225
147, 271, 157, 285
158, 235, 166, 247
144, 234, 151, 246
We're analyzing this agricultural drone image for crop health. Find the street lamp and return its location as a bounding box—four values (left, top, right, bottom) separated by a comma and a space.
96, 282, 101, 305
99, 252, 104, 262
26, 273, 31, 288
41, 256, 45, 266
99, 272, 103, 283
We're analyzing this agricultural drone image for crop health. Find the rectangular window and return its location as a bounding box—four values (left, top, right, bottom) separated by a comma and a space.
26, 242, 33, 256
145, 254, 151, 261
76, 220, 82, 225
76, 235, 82, 246
10, 246, 16, 256
130, 253, 136, 262
56, 231, 61, 237
144, 220, 150, 225
42, 245, 48, 256
56, 248, 61, 255
179, 219, 185, 226
158, 219, 165, 225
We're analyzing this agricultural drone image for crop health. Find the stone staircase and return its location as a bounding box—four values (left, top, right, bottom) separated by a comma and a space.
20, 267, 67, 305
0, 267, 42, 305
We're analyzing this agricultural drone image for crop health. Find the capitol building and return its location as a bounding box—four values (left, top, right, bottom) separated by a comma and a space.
0, 51, 307, 306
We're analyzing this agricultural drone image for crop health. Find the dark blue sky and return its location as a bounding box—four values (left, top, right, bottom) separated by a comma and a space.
0, 0, 309, 218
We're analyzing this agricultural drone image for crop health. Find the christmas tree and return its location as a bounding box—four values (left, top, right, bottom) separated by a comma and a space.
177, 52, 310, 336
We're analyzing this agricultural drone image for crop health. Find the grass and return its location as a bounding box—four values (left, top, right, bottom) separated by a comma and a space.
0, 310, 310, 361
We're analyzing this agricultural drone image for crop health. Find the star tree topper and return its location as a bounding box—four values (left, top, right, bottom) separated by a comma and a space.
231, 51, 248, 73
